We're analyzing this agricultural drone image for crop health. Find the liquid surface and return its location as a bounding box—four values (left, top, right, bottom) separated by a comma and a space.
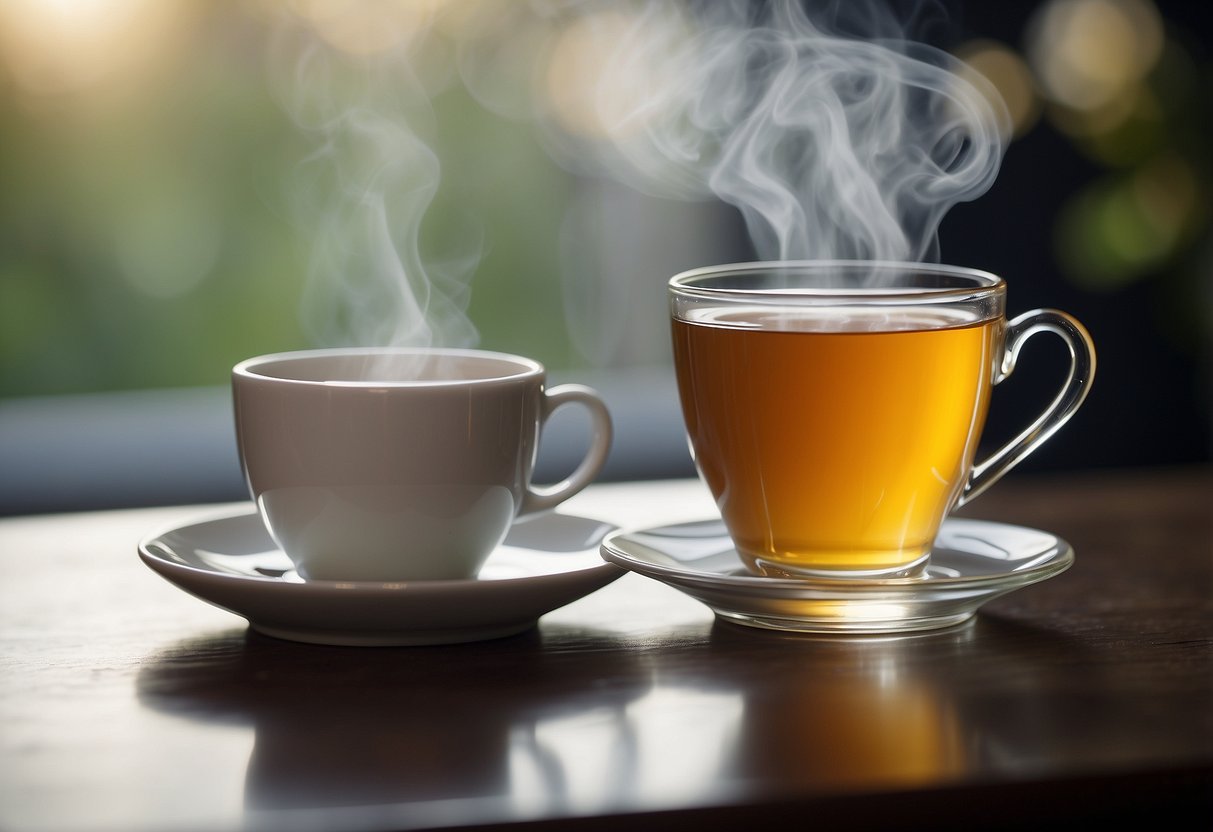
672, 310, 1000, 575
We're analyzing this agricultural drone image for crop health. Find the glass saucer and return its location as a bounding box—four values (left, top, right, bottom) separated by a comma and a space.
600, 517, 1073, 634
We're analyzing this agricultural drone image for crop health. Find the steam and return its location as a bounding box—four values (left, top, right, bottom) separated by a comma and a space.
268, 13, 478, 351
269, 0, 1010, 353
533, 0, 1009, 263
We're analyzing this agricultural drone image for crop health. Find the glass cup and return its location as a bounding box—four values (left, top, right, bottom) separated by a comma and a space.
669, 261, 1095, 579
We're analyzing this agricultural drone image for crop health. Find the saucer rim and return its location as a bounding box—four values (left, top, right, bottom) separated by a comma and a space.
136, 506, 626, 646
138, 506, 623, 593
597, 516, 1075, 635
599, 516, 1074, 591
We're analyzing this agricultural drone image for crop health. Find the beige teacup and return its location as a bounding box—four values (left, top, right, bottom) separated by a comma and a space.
232, 347, 613, 582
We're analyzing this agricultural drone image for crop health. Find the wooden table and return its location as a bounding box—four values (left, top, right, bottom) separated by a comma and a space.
1, 467, 1210, 831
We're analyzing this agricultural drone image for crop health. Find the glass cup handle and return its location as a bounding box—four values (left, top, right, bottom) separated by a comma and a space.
520, 384, 614, 514
956, 309, 1097, 508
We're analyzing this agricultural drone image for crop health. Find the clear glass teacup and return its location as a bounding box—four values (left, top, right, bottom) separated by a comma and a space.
670, 260, 1095, 579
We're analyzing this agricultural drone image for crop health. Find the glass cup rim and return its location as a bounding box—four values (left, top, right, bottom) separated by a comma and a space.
669, 260, 1006, 303
232, 346, 544, 388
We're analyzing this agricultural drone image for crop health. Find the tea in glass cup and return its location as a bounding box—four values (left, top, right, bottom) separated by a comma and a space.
669, 261, 1094, 579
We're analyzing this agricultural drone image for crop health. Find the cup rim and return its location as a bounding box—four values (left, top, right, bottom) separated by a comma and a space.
232, 346, 544, 387
669, 260, 1006, 302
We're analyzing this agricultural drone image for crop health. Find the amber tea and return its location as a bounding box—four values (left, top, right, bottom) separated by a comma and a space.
673, 309, 999, 576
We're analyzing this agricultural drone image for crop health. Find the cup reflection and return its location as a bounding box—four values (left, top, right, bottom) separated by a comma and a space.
135, 612, 1101, 823
135, 627, 652, 822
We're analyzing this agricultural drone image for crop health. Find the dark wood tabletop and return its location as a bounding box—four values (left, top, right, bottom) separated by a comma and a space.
1, 466, 1210, 832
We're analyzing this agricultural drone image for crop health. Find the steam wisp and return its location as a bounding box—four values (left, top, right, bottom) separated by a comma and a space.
533, 0, 1009, 264
269, 13, 478, 353
269, 0, 1011, 358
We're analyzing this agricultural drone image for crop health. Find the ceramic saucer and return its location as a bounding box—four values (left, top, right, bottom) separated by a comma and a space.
139, 509, 623, 646
600, 517, 1074, 634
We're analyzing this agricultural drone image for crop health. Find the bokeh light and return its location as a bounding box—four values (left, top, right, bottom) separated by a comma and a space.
1056, 153, 1203, 289
1026, 0, 1164, 115
1022, 0, 1209, 293
289, 0, 439, 56
0, 0, 194, 100
544, 9, 642, 140
954, 39, 1041, 140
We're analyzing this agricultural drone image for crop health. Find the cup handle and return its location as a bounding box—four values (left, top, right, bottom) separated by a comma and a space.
520, 384, 614, 515
955, 309, 1096, 508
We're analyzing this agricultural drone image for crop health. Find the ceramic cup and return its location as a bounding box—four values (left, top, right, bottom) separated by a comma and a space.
670, 260, 1095, 579
232, 347, 613, 582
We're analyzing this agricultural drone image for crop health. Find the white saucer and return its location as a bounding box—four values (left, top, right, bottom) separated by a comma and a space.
600, 517, 1074, 634
139, 509, 624, 646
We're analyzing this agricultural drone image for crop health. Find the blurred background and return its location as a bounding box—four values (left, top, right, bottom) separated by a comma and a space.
0, 0, 1209, 514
